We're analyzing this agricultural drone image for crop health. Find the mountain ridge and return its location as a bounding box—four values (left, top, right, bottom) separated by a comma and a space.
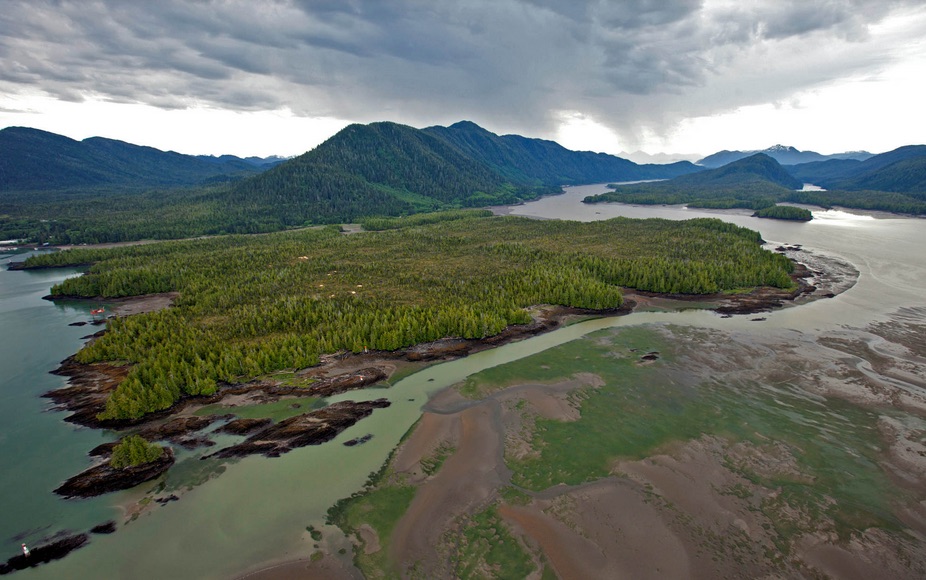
698, 145, 872, 168
422, 120, 701, 185
0, 126, 268, 192
788, 144, 926, 192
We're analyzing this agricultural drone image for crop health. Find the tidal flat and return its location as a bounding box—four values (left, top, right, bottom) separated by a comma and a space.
333, 315, 926, 579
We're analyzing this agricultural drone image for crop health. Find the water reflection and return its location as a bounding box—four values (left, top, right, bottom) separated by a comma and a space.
811, 208, 877, 226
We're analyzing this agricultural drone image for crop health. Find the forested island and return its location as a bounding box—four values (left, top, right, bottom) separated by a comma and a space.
753, 205, 813, 221
23, 212, 794, 421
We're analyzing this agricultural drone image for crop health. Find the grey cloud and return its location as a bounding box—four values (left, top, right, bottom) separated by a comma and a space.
0, 0, 923, 147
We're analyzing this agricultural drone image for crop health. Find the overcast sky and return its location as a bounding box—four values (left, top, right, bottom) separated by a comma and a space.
1, 0, 924, 159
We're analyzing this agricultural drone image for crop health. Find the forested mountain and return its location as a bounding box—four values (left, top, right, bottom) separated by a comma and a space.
836, 157, 926, 193
423, 120, 701, 185
785, 158, 861, 185
222, 121, 525, 225
698, 145, 871, 168
228, 120, 705, 216
668, 153, 803, 190
788, 145, 926, 193
1, 120, 710, 243
583, 154, 806, 212
0, 127, 264, 192
221, 120, 707, 226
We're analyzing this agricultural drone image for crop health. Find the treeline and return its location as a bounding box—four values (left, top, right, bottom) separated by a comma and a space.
360, 209, 494, 231
28, 215, 793, 420
784, 189, 926, 216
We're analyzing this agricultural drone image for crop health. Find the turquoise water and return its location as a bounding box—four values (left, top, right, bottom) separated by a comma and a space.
0, 251, 117, 554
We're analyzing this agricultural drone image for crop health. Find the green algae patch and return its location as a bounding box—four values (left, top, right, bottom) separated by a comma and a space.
328, 483, 415, 578
450, 505, 536, 580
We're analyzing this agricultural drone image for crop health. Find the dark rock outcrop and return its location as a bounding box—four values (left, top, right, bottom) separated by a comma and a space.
90, 521, 117, 534
0, 533, 89, 575
54, 448, 174, 498
207, 399, 391, 459
344, 433, 374, 447
301, 367, 387, 397
216, 417, 273, 435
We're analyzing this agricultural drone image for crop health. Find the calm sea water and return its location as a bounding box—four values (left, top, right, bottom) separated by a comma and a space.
0, 253, 115, 553
2, 187, 924, 578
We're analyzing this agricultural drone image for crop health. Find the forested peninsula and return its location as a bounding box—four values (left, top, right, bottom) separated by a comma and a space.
24, 212, 793, 421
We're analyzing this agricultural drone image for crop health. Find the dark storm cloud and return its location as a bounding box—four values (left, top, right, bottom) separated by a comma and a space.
0, 0, 922, 145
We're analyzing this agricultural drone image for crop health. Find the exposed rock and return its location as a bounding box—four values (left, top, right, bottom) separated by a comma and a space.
90, 521, 117, 534
88, 441, 117, 458
0, 533, 89, 574
306, 367, 387, 395
44, 357, 134, 429
173, 436, 215, 450
136, 416, 217, 443
54, 448, 175, 498
216, 418, 273, 435
207, 399, 391, 459
344, 433, 374, 447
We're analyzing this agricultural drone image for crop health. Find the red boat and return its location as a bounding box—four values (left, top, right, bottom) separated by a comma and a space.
91, 307, 105, 315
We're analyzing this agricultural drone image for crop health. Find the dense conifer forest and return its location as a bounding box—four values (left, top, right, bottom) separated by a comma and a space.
25, 214, 793, 420
753, 205, 813, 221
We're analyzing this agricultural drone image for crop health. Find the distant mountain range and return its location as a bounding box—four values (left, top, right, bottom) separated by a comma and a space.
3, 121, 924, 245
788, 145, 926, 192
196, 154, 289, 169
697, 145, 872, 168
619, 151, 703, 164
0, 127, 285, 192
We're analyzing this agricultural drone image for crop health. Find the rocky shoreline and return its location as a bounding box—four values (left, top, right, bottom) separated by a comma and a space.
54, 449, 175, 499
206, 399, 392, 459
